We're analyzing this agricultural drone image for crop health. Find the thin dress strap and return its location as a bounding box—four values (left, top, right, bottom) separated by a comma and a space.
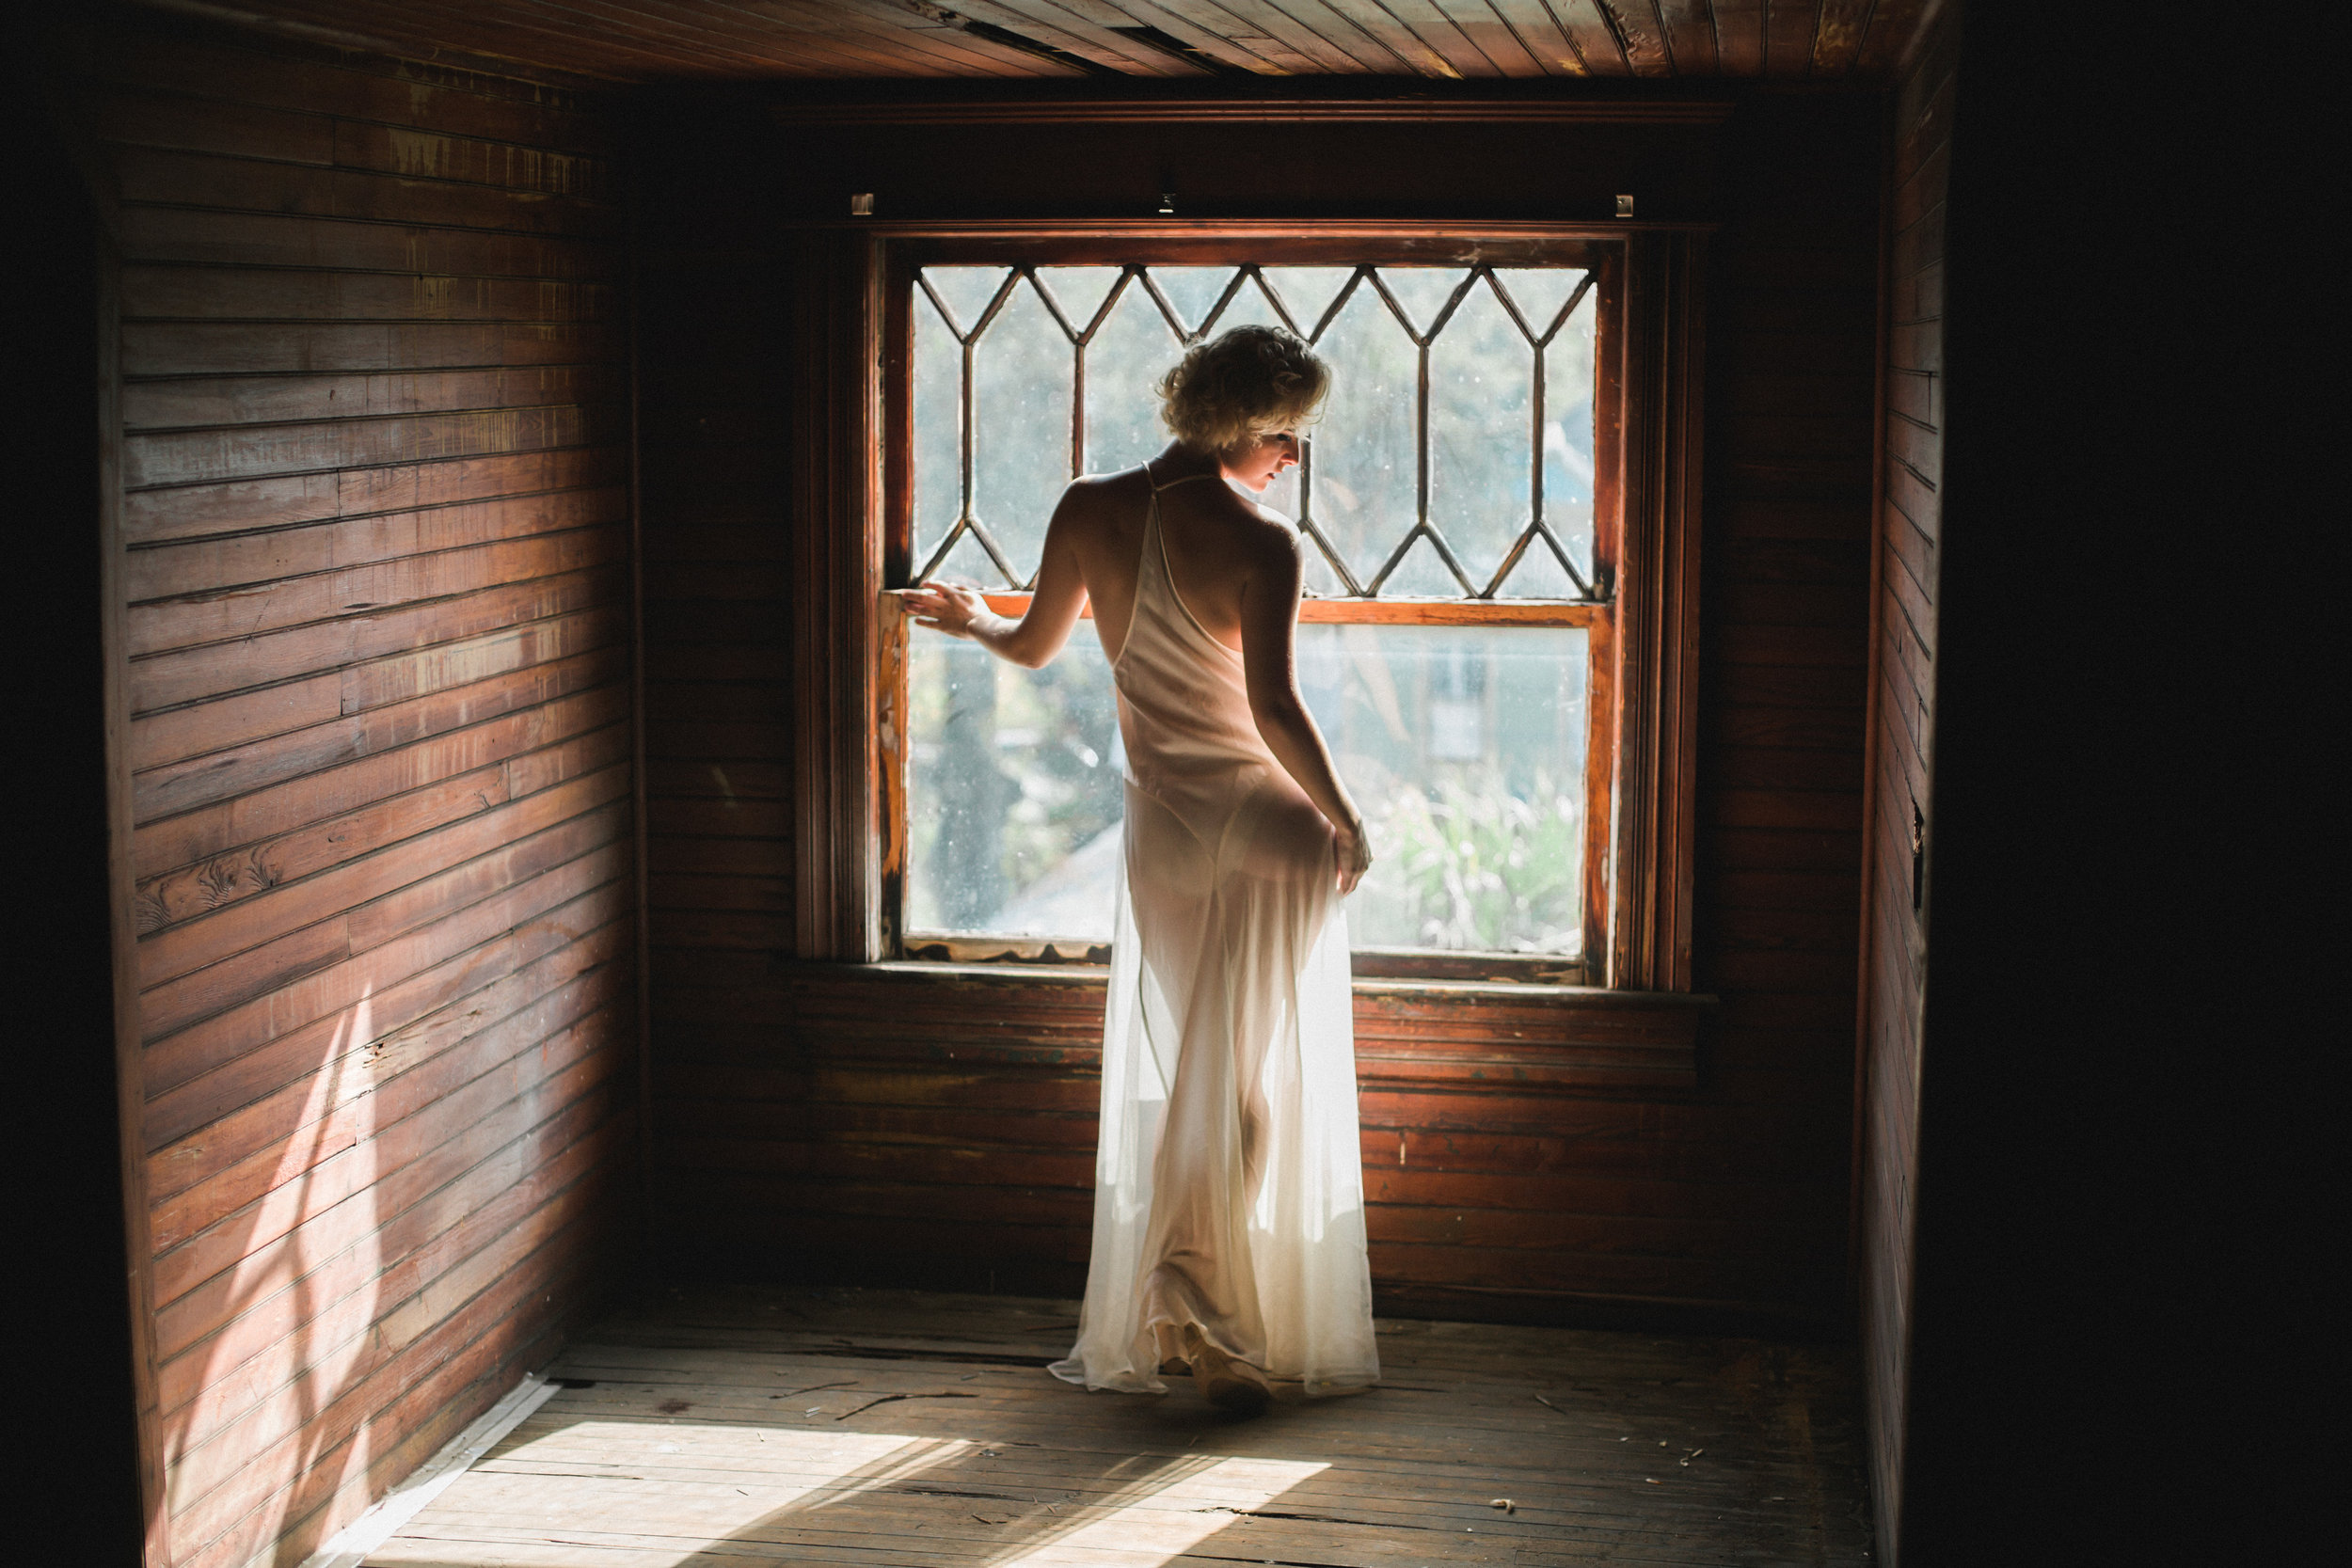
1127, 465, 1240, 670
1135, 459, 1225, 630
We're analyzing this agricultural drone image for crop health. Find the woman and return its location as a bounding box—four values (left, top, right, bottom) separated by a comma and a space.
900, 325, 1380, 1414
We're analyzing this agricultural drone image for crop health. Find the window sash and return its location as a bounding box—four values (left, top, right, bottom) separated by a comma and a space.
909, 260, 1603, 603
890, 603, 1613, 982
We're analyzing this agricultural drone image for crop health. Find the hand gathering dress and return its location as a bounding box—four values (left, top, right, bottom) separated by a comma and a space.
1048, 468, 1380, 1399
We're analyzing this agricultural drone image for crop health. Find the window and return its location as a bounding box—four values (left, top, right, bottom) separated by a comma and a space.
792, 226, 1702, 995
896, 259, 1608, 975
881, 241, 1635, 984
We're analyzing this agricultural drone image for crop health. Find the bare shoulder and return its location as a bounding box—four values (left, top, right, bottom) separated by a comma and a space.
1061, 470, 1142, 509
1052, 469, 1145, 533
1248, 499, 1301, 538
1242, 498, 1302, 550
1232, 500, 1305, 576
1068, 468, 1148, 499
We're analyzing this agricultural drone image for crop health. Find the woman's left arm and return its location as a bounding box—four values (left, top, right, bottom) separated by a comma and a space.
898, 486, 1091, 669
1238, 531, 1374, 894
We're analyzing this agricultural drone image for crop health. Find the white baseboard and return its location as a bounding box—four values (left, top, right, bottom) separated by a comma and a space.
299, 1370, 563, 1568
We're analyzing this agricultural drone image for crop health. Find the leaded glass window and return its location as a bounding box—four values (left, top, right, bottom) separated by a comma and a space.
890, 253, 1618, 975
909, 264, 1599, 600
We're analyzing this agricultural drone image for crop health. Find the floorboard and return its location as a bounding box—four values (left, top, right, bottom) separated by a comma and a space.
366, 1284, 1869, 1567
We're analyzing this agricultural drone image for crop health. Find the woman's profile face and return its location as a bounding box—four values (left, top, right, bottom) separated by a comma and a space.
1220, 430, 1300, 493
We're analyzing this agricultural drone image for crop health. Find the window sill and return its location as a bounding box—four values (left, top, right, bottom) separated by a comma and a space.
778, 960, 1710, 1094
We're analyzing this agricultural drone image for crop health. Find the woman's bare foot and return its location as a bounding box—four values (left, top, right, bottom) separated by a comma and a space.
1184, 1325, 1271, 1417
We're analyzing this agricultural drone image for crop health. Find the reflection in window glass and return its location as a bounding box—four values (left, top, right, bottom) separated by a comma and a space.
906, 622, 1586, 956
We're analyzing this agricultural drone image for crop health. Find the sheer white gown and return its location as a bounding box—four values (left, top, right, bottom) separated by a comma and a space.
1049, 470, 1380, 1399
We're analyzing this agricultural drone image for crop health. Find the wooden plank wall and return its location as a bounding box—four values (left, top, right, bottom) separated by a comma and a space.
1857, 6, 1958, 1560
638, 99, 1880, 1326
57, 12, 640, 1565
633, 173, 802, 1249
1681, 91, 1883, 1317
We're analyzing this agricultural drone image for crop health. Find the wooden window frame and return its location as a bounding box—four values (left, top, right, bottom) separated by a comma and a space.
790, 219, 1704, 1000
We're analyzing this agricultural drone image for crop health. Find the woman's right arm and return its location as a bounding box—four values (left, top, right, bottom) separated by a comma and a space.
898, 484, 1092, 668
1237, 531, 1375, 895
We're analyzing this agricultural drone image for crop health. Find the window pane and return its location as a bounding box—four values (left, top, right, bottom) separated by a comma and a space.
926, 528, 1006, 590
1212, 272, 1288, 334
906, 624, 1123, 940
1297, 625, 1588, 955
921, 262, 1597, 596
1152, 265, 1240, 336
1494, 533, 1583, 599
1429, 277, 1533, 591
1379, 534, 1467, 597
1310, 283, 1416, 592
922, 265, 1010, 335
1084, 278, 1182, 476
1035, 266, 1123, 328
912, 286, 961, 570
1374, 266, 1470, 337
1493, 267, 1585, 339
1264, 266, 1358, 337
972, 277, 1073, 584
908, 622, 1586, 955
1542, 286, 1598, 583
1297, 522, 1348, 599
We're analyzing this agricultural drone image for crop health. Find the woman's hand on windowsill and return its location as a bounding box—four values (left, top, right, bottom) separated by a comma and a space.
896, 581, 990, 639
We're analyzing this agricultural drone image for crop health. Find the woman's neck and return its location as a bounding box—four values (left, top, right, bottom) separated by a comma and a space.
1151, 441, 1223, 483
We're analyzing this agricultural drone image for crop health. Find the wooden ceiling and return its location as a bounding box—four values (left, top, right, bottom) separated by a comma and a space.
141, 0, 1940, 85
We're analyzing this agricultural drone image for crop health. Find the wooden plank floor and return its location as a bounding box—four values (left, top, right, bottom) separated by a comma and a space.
368, 1285, 1872, 1566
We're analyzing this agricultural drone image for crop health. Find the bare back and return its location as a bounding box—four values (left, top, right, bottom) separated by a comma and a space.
1056, 464, 1295, 665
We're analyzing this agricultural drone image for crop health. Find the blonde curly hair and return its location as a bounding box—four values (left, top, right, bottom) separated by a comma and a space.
1155, 325, 1330, 454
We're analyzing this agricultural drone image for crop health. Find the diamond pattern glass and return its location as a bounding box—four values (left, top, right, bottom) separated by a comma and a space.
911, 263, 1597, 598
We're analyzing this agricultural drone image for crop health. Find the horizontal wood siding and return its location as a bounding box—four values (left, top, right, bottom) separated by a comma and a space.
1853, 8, 1947, 1560
71, 12, 637, 1565
1858, 8, 1957, 1561
641, 102, 1877, 1326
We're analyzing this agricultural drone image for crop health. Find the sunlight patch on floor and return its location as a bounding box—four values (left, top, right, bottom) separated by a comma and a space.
368, 1418, 1323, 1567
988, 1453, 1328, 1567
368, 1423, 932, 1562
